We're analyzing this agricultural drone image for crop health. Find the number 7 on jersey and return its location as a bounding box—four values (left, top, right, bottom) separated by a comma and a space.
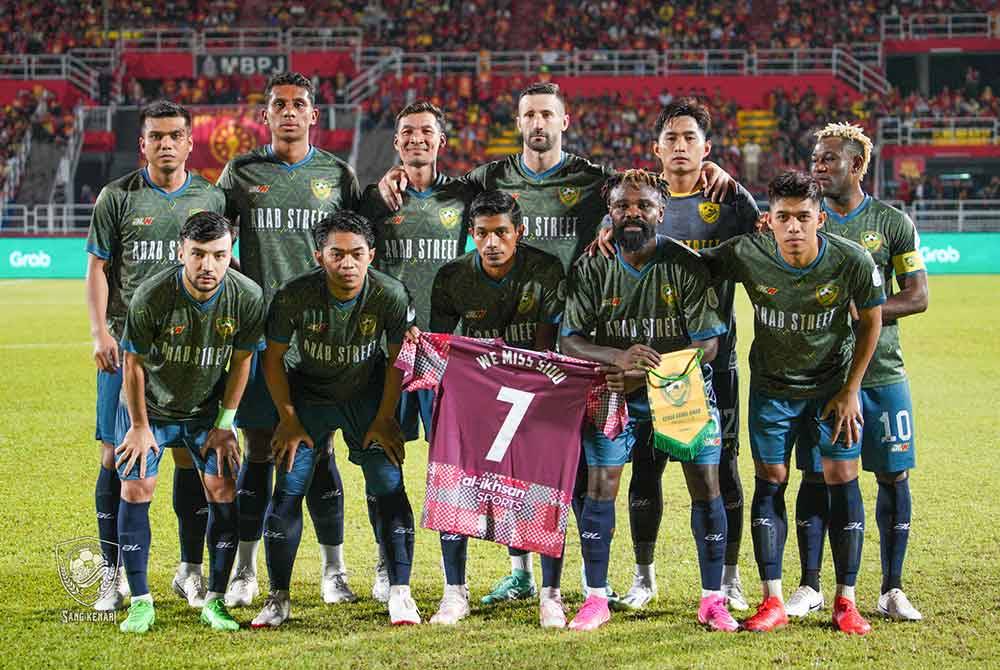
484, 386, 536, 463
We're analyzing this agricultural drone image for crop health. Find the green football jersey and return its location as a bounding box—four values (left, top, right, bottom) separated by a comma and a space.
822, 195, 926, 387
702, 231, 886, 399
464, 152, 613, 271
659, 183, 760, 371
216, 145, 361, 301
266, 266, 413, 405
121, 265, 265, 423
563, 236, 727, 355
86, 169, 226, 339
430, 243, 565, 349
359, 174, 478, 330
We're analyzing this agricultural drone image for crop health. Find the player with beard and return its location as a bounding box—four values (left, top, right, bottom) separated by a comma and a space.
86, 101, 225, 612
378, 83, 736, 606
786, 123, 927, 622
217, 72, 362, 609
560, 170, 736, 632
115, 212, 265, 633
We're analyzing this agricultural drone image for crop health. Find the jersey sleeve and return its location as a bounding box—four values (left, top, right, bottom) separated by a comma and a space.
235, 288, 266, 351
462, 163, 490, 191
265, 287, 298, 345
539, 262, 567, 324
215, 161, 241, 224
852, 250, 887, 310
561, 261, 599, 337
429, 267, 462, 335
887, 211, 926, 277
86, 187, 120, 260
699, 235, 743, 282
383, 284, 415, 345
729, 182, 762, 234
676, 257, 728, 342
340, 166, 362, 211
121, 289, 158, 356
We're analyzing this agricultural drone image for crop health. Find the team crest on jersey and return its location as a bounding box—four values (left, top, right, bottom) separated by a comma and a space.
464, 309, 487, 320
756, 284, 779, 296
249, 185, 270, 194
131, 216, 154, 226
215, 317, 237, 338
660, 283, 676, 307
815, 282, 840, 307
861, 230, 883, 253
359, 313, 378, 336
392, 214, 405, 225
439, 207, 460, 229
306, 321, 328, 334
169, 324, 186, 336
517, 292, 536, 315
558, 186, 580, 208
601, 296, 622, 308
698, 202, 721, 224
311, 178, 333, 201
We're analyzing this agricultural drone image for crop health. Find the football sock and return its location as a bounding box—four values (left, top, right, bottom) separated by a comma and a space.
877, 476, 911, 593
795, 479, 829, 591
579, 497, 615, 590
439, 533, 468, 585
750, 478, 788, 582
508, 549, 533, 577
236, 460, 273, 542
628, 448, 668, 565
95, 466, 121, 565
206, 501, 238, 594
376, 489, 415, 585
306, 452, 345, 546
263, 492, 304, 592
828, 478, 865, 588
540, 552, 564, 588
319, 543, 345, 573
235, 539, 259, 575
691, 496, 727, 591
173, 466, 208, 565
720, 446, 744, 565
118, 500, 152, 597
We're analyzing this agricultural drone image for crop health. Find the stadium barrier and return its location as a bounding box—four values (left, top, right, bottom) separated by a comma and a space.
1, 232, 996, 279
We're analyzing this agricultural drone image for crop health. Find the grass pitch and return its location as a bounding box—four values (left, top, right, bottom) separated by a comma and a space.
1, 277, 998, 669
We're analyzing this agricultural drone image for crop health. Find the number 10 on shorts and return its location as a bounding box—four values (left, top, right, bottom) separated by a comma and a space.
485, 386, 536, 463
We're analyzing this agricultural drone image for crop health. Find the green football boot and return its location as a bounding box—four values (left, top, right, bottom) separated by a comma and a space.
481, 571, 537, 605
201, 597, 240, 631
119, 599, 155, 634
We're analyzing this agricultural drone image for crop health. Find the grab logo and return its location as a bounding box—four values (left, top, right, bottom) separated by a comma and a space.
920, 245, 960, 264
9, 250, 52, 268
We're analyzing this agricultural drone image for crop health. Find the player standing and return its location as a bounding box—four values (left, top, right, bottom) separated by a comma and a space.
561, 170, 737, 632
217, 72, 362, 608
786, 123, 927, 621
114, 212, 265, 633
86, 100, 225, 611
702, 171, 884, 635
425, 190, 568, 627
250, 211, 420, 627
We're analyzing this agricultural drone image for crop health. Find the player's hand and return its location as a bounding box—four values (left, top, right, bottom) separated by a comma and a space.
378, 166, 409, 211
755, 212, 769, 233
585, 223, 616, 259
699, 161, 734, 203
600, 364, 626, 393
203, 427, 241, 479
363, 415, 405, 467
613, 344, 662, 374
821, 388, 864, 447
93, 330, 120, 372
115, 425, 159, 479
271, 415, 313, 473
404, 325, 422, 344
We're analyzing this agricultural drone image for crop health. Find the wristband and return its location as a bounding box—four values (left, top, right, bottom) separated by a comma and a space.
215, 407, 237, 430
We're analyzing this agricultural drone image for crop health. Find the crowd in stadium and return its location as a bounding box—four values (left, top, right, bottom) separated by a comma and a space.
0, 87, 75, 198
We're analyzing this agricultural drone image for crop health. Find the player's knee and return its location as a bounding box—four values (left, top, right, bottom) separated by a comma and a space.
587, 466, 623, 500
99, 443, 116, 470
684, 463, 720, 501
876, 469, 908, 485
121, 478, 155, 503
822, 458, 859, 485
753, 460, 788, 484
362, 460, 404, 498
202, 474, 234, 503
